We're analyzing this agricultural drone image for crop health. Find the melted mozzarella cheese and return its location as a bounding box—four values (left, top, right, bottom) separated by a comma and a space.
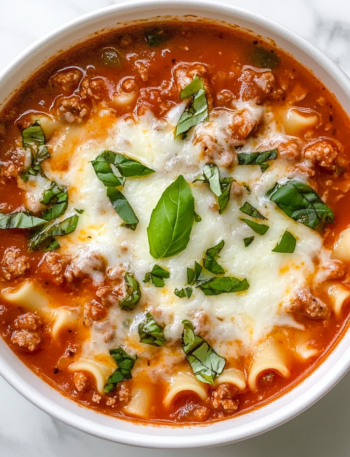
24, 105, 327, 379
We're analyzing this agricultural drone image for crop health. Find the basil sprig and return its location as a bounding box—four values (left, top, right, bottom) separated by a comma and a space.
91, 151, 154, 230
144, 264, 170, 287
197, 276, 249, 296
240, 202, 266, 220
29, 215, 79, 251
0, 212, 46, 230
119, 274, 141, 311
20, 121, 50, 182
267, 179, 334, 231
174, 287, 193, 299
237, 149, 277, 172
194, 164, 234, 214
104, 347, 137, 394
147, 175, 194, 259
182, 320, 226, 385
203, 240, 225, 274
175, 76, 209, 137
41, 182, 68, 221
138, 312, 166, 346
240, 218, 269, 235
272, 231, 297, 253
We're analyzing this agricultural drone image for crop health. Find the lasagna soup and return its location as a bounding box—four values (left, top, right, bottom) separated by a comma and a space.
0, 20, 350, 425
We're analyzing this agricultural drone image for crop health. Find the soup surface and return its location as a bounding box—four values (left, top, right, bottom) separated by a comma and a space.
0, 20, 350, 425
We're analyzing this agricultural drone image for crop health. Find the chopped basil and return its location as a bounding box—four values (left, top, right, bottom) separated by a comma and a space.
0, 212, 46, 230
29, 215, 79, 251
174, 287, 193, 299
138, 312, 166, 346
197, 276, 250, 296
143, 264, 170, 287
101, 47, 122, 68
194, 211, 202, 223
147, 175, 194, 259
107, 188, 139, 230
175, 76, 209, 137
187, 261, 203, 285
145, 28, 169, 47
104, 347, 137, 394
250, 46, 280, 69
272, 231, 297, 253
267, 179, 334, 231
194, 164, 234, 214
237, 149, 277, 167
240, 218, 269, 235
260, 163, 270, 172
41, 182, 68, 221
244, 236, 255, 247
20, 121, 51, 182
74, 208, 84, 214
182, 320, 226, 385
119, 274, 141, 311
239, 202, 267, 220
203, 240, 225, 275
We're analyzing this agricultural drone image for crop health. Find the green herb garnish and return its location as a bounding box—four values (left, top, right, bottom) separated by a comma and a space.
244, 236, 255, 247
138, 312, 166, 346
29, 214, 79, 251
144, 264, 170, 287
239, 202, 266, 220
119, 274, 141, 311
272, 231, 297, 253
104, 347, 137, 394
41, 182, 68, 221
197, 276, 249, 296
203, 240, 225, 274
240, 218, 269, 235
174, 287, 193, 299
0, 212, 46, 230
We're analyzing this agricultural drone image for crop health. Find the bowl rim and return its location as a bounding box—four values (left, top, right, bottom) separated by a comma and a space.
1, 0, 350, 448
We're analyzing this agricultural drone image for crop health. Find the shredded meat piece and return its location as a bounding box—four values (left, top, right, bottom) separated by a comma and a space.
118, 384, 130, 402
321, 260, 346, 280
134, 60, 150, 82
278, 140, 301, 161
121, 78, 138, 93
38, 252, 71, 285
210, 383, 239, 413
14, 312, 41, 331
230, 181, 244, 198
92, 393, 102, 403
64, 250, 106, 284
290, 288, 331, 319
73, 372, 87, 392
96, 284, 124, 307
193, 406, 210, 421
11, 330, 41, 351
261, 372, 275, 386
120, 35, 132, 48
102, 329, 115, 343
1, 247, 30, 280
239, 69, 275, 104
50, 69, 82, 93
304, 140, 339, 169
1, 148, 25, 178
106, 266, 123, 281
80, 77, 106, 101
55, 95, 90, 124
83, 300, 107, 326
106, 396, 117, 406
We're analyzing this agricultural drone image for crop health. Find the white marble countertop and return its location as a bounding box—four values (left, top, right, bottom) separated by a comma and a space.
1, 0, 350, 455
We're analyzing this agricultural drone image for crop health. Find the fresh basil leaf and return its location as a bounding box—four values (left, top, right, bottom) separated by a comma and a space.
20, 121, 50, 181
147, 175, 194, 259
203, 240, 225, 274
244, 236, 255, 247
104, 347, 137, 394
250, 46, 280, 69
260, 163, 270, 172
239, 202, 267, 220
107, 187, 139, 230
182, 320, 226, 385
176, 76, 209, 137
138, 312, 166, 346
237, 149, 277, 166
41, 182, 68, 221
143, 264, 170, 287
174, 287, 193, 299
194, 211, 202, 223
91, 153, 125, 187
0, 212, 46, 230
268, 179, 334, 231
74, 208, 84, 214
180, 75, 204, 100
240, 218, 269, 235
145, 28, 169, 47
272, 231, 297, 253
218, 178, 233, 214
29, 215, 79, 251
197, 277, 250, 296
187, 261, 202, 285
119, 274, 141, 311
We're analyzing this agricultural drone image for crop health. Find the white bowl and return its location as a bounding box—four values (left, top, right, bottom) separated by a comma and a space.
1, 0, 350, 448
